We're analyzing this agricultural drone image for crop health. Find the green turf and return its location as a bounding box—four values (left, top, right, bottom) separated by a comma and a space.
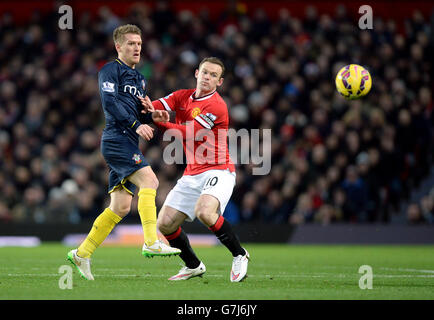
1, 243, 433, 300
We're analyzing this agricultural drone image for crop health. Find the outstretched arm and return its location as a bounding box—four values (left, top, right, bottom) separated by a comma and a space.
139, 95, 170, 113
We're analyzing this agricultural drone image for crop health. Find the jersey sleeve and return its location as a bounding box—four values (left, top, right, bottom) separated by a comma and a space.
152, 90, 187, 112
98, 65, 141, 131
152, 100, 165, 111
156, 100, 227, 139
138, 111, 153, 125
155, 120, 204, 140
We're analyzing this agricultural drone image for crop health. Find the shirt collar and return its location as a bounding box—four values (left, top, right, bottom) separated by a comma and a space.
190, 90, 216, 101
115, 58, 135, 69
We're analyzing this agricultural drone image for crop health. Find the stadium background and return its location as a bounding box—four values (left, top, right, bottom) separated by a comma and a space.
0, 0, 433, 245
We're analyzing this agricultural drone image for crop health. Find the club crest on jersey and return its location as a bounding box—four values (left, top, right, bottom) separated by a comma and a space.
191, 107, 201, 118
142, 80, 146, 90
132, 154, 142, 164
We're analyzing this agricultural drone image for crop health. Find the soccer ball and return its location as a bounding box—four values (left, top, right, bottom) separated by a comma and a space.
335, 64, 372, 100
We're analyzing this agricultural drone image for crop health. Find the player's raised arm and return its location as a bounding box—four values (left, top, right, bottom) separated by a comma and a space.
156, 106, 219, 140
156, 120, 204, 140
151, 110, 170, 123
98, 65, 142, 132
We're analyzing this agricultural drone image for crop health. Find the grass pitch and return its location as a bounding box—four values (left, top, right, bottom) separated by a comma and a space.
1, 243, 434, 300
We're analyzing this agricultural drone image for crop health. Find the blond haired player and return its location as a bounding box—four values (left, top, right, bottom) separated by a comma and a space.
67, 24, 180, 281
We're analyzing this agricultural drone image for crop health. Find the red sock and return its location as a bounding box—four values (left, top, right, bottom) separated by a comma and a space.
164, 227, 182, 241
164, 227, 200, 269
208, 215, 224, 232
208, 216, 245, 257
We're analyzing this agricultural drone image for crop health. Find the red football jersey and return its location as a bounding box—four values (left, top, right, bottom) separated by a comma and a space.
153, 89, 235, 176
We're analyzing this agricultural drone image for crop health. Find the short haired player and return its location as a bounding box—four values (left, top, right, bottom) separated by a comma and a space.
67, 24, 180, 281
140, 57, 249, 282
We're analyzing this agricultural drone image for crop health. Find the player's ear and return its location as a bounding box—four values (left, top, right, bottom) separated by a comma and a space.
115, 42, 121, 54
217, 77, 224, 87
195, 69, 199, 79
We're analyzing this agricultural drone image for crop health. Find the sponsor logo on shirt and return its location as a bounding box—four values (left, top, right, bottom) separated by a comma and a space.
124, 85, 143, 98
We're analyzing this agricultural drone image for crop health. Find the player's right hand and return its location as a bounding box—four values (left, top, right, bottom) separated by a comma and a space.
139, 95, 155, 113
136, 124, 154, 141
152, 110, 169, 123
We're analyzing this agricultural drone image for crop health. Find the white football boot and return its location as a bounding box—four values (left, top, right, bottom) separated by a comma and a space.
230, 249, 250, 282
67, 249, 94, 280
142, 239, 181, 257
168, 262, 206, 280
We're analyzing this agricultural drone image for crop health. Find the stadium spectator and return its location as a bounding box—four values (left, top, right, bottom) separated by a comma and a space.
0, 2, 432, 226
407, 203, 426, 224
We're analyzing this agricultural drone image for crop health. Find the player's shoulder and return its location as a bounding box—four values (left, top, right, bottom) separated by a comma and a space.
167, 89, 195, 100
213, 91, 227, 105
211, 92, 228, 112
99, 60, 120, 75
177, 88, 196, 97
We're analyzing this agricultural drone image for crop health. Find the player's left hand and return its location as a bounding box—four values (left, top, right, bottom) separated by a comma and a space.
139, 95, 155, 113
152, 110, 169, 123
136, 124, 154, 141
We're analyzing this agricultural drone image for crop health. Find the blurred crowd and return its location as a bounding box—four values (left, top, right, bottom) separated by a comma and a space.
0, 1, 433, 225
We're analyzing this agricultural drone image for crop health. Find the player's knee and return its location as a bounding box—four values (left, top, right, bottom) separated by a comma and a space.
157, 216, 173, 235
110, 203, 131, 218
140, 173, 159, 190
151, 175, 159, 189
195, 209, 213, 225
156, 219, 168, 235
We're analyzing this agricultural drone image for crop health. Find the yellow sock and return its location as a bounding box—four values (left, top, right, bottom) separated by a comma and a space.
138, 188, 158, 246
77, 208, 122, 258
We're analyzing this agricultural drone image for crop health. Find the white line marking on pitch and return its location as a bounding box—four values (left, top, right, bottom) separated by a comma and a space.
5, 273, 434, 279
379, 267, 434, 274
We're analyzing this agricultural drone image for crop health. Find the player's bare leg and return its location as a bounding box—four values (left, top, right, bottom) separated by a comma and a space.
128, 167, 180, 257
108, 186, 134, 219
195, 194, 249, 282
158, 206, 206, 280
157, 205, 188, 235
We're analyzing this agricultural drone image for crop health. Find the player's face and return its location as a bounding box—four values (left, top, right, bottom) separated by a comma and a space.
195, 62, 224, 94
116, 33, 142, 67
